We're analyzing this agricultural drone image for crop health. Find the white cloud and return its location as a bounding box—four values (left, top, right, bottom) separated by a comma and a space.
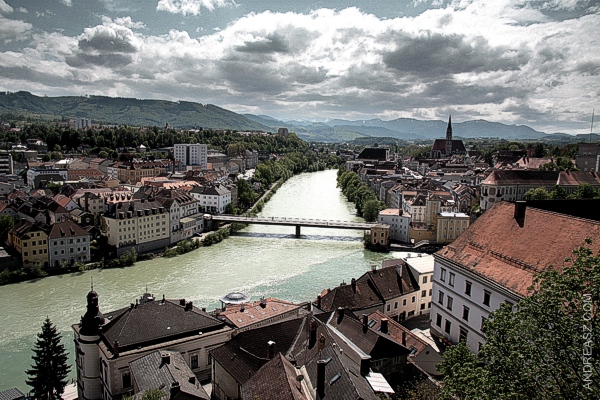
1, 2, 599, 133
0, 15, 33, 42
0, 0, 13, 14
156, 0, 237, 16
17, 7, 27, 13
59, 0, 73, 6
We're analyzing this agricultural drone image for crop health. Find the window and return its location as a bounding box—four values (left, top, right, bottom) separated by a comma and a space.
412, 296, 416, 303
447, 296, 453, 311
440, 268, 446, 282
394, 301, 398, 309
191, 354, 199, 369
438, 291, 444, 305
445, 320, 451, 334
478, 342, 483, 352
429, 288, 432, 296
423, 276, 428, 284
465, 281, 472, 296
420, 303, 426, 310
481, 316, 486, 331
449, 272, 455, 287
386, 304, 391, 312
122, 372, 131, 388
459, 327, 468, 342
421, 290, 426, 298
462, 306, 470, 321
402, 299, 406, 306
483, 290, 491, 306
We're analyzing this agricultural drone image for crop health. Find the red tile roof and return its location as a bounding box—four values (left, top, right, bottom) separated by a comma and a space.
435, 202, 600, 297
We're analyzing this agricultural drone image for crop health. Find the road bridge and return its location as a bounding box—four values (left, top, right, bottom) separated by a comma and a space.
211, 215, 376, 237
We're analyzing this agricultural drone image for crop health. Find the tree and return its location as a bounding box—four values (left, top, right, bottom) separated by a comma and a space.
362, 200, 385, 222
0, 215, 15, 241
524, 187, 550, 200
26, 317, 71, 400
439, 239, 600, 399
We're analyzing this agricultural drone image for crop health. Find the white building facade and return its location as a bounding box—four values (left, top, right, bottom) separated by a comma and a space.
174, 143, 208, 168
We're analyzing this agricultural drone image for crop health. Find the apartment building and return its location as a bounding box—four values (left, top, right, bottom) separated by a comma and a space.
8, 220, 49, 268
378, 208, 410, 243
430, 201, 600, 352
189, 184, 231, 214
48, 220, 91, 268
174, 143, 208, 168
102, 199, 170, 256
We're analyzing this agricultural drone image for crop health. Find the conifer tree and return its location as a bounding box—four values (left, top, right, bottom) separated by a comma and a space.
26, 317, 71, 400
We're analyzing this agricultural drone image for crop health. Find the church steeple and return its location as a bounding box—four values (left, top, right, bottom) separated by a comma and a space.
445, 115, 453, 155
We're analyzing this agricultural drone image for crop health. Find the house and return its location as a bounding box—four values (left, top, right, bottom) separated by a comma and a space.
48, 220, 91, 268
211, 312, 399, 400
7, 220, 49, 268
367, 311, 442, 377
128, 350, 210, 400
315, 261, 421, 323
189, 184, 232, 214
0, 388, 25, 400
430, 201, 600, 352
402, 254, 435, 316
102, 199, 170, 256
73, 290, 232, 400
217, 297, 305, 332
378, 208, 410, 243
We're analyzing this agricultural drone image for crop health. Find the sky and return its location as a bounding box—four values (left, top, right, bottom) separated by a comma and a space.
0, 0, 599, 134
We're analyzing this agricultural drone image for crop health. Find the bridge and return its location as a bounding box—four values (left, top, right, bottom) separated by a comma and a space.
211, 215, 376, 237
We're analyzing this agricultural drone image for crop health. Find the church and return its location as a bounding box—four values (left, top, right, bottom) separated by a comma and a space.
430, 116, 466, 159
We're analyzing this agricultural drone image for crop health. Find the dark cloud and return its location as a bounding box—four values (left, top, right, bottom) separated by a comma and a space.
383, 32, 528, 79
66, 53, 134, 68
234, 34, 290, 54
217, 59, 288, 94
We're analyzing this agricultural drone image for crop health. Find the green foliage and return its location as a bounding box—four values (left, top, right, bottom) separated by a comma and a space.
539, 156, 578, 171
362, 199, 386, 222
524, 187, 550, 200
337, 170, 380, 217
525, 183, 600, 200
163, 239, 201, 257
26, 317, 71, 400
0, 215, 15, 241
105, 248, 137, 268
121, 388, 164, 400
439, 240, 600, 399
202, 226, 231, 246
0, 265, 47, 285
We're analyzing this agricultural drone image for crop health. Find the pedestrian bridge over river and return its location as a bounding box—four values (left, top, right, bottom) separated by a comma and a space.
211, 215, 376, 237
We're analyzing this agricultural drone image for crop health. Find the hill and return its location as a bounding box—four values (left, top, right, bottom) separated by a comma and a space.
0, 91, 271, 131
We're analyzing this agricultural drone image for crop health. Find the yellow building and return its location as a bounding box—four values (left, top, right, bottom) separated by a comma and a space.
436, 212, 470, 243
8, 220, 49, 268
370, 224, 390, 247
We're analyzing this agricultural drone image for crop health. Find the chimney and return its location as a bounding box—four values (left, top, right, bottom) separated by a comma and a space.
360, 356, 371, 376
240, 303, 245, 312
179, 298, 186, 306
362, 314, 368, 332
514, 201, 526, 227
381, 318, 389, 334
402, 331, 407, 346
351, 278, 356, 293
267, 340, 276, 360
316, 360, 326, 398
185, 301, 193, 311
260, 297, 267, 308
371, 264, 377, 272
336, 307, 345, 324
113, 340, 119, 358
162, 353, 171, 364
170, 381, 180, 396
309, 320, 317, 349
316, 295, 322, 309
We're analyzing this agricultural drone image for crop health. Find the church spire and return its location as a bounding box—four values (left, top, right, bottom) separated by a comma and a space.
445, 115, 453, 156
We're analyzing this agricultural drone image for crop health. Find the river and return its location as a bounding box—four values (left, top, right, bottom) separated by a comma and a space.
0, 169, 416, 392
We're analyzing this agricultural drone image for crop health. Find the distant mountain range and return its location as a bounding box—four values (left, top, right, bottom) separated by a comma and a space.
2, 91, 597, 143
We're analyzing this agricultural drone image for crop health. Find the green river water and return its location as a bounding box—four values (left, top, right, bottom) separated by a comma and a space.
0, 169, 415, 392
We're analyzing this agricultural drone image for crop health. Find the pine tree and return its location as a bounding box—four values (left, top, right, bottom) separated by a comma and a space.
26, 317, 71, 400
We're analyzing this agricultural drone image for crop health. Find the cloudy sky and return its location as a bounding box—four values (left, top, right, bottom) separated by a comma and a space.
0, 0, 598, 134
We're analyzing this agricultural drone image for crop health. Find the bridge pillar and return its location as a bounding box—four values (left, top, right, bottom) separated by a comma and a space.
295, 225, 301, 238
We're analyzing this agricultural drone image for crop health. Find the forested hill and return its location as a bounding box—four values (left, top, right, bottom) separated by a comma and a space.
0, 91, 271, 131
